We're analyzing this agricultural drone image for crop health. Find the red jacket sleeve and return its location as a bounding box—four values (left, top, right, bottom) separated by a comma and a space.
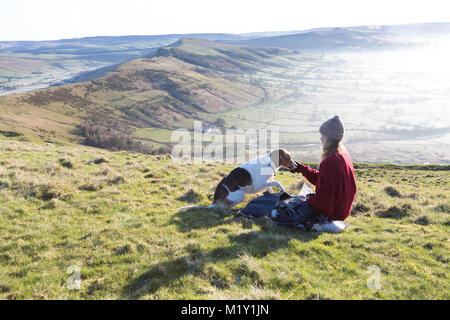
306, 163, 336, 218
299, 164, 319, 186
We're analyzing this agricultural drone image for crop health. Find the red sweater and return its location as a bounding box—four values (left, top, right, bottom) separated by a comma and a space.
299, 152, 357, 221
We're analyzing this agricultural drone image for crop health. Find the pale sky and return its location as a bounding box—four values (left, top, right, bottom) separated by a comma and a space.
1, 0, 450, 41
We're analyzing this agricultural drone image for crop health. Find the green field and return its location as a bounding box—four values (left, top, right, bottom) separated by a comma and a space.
0, 136, 448, 299
133, 128, 175, 144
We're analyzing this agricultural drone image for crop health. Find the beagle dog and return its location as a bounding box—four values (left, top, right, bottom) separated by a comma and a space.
212, 149, 297, 208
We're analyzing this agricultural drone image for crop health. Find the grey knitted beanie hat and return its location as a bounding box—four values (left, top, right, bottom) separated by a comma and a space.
319, 115, 344, 141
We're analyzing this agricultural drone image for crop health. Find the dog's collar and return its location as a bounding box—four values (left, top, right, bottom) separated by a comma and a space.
270, 161, 278, 174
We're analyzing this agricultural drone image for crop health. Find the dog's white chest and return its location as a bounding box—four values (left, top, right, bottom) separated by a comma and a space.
239, 155, 276, 193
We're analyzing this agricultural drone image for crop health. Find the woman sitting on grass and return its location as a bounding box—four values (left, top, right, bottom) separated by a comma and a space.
290, 115, 357, 221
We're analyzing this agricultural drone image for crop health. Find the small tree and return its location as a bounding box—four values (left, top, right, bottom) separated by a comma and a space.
214, 117, 226, 128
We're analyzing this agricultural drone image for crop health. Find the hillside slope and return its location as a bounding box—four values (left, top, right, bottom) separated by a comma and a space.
0, 38, 293, 147
0, 33, 252, 96
0, 137, 448, 299
0, 31, 302, 96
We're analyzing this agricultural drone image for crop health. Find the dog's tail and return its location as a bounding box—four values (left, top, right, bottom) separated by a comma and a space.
177, 203, 216, 211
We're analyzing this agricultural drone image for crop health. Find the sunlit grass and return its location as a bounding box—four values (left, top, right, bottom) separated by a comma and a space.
0, 138, 448, 299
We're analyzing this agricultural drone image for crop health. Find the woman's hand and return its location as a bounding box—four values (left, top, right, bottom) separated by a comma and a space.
289, 160, 302, 173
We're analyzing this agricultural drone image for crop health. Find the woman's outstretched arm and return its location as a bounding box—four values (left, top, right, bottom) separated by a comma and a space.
291, 161, 320, 186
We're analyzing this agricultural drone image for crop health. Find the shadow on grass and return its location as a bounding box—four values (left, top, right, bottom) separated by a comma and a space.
170, 207, 236, 232
121, 209, 320, 298
176, 189, 206, 204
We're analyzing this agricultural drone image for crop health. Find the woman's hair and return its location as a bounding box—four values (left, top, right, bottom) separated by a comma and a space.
320, 137, 346, 161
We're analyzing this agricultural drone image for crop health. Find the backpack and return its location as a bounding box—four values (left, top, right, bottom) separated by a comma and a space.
237, 191, 348, 233
238, 191, 281, 219
270, 192, 316, 226
238, 192, 317, 226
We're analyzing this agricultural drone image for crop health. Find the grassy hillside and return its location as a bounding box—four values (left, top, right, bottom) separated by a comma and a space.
0, 137, 448, 299
0, 33, 253, 96
0, 38, 299, 150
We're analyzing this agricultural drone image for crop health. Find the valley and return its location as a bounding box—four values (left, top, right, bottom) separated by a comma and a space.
1, 25, 449, 164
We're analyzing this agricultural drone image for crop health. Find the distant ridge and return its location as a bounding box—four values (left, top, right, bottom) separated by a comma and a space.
228, 22, 450, 52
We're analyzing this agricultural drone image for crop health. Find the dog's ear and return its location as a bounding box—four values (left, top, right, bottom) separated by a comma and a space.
280, 149, 293, 167
272, 149, 294, 169
280, 149, 291, 160
270, 149, 290, 167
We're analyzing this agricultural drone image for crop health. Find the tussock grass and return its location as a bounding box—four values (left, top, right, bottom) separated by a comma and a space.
0, 139, 449, 299
415, 215, 431, 226
79, 182, 105, 192
376, 204, 412, 219
384, 185, 402, 198
93, 158, 108, 165
434, 203, 449, 213
351, 202, 370, 216
58, 158, 75, 169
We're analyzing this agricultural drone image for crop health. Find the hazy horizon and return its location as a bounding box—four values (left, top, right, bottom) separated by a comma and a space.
2, 0, 450, 41
2, 21, 450, 43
